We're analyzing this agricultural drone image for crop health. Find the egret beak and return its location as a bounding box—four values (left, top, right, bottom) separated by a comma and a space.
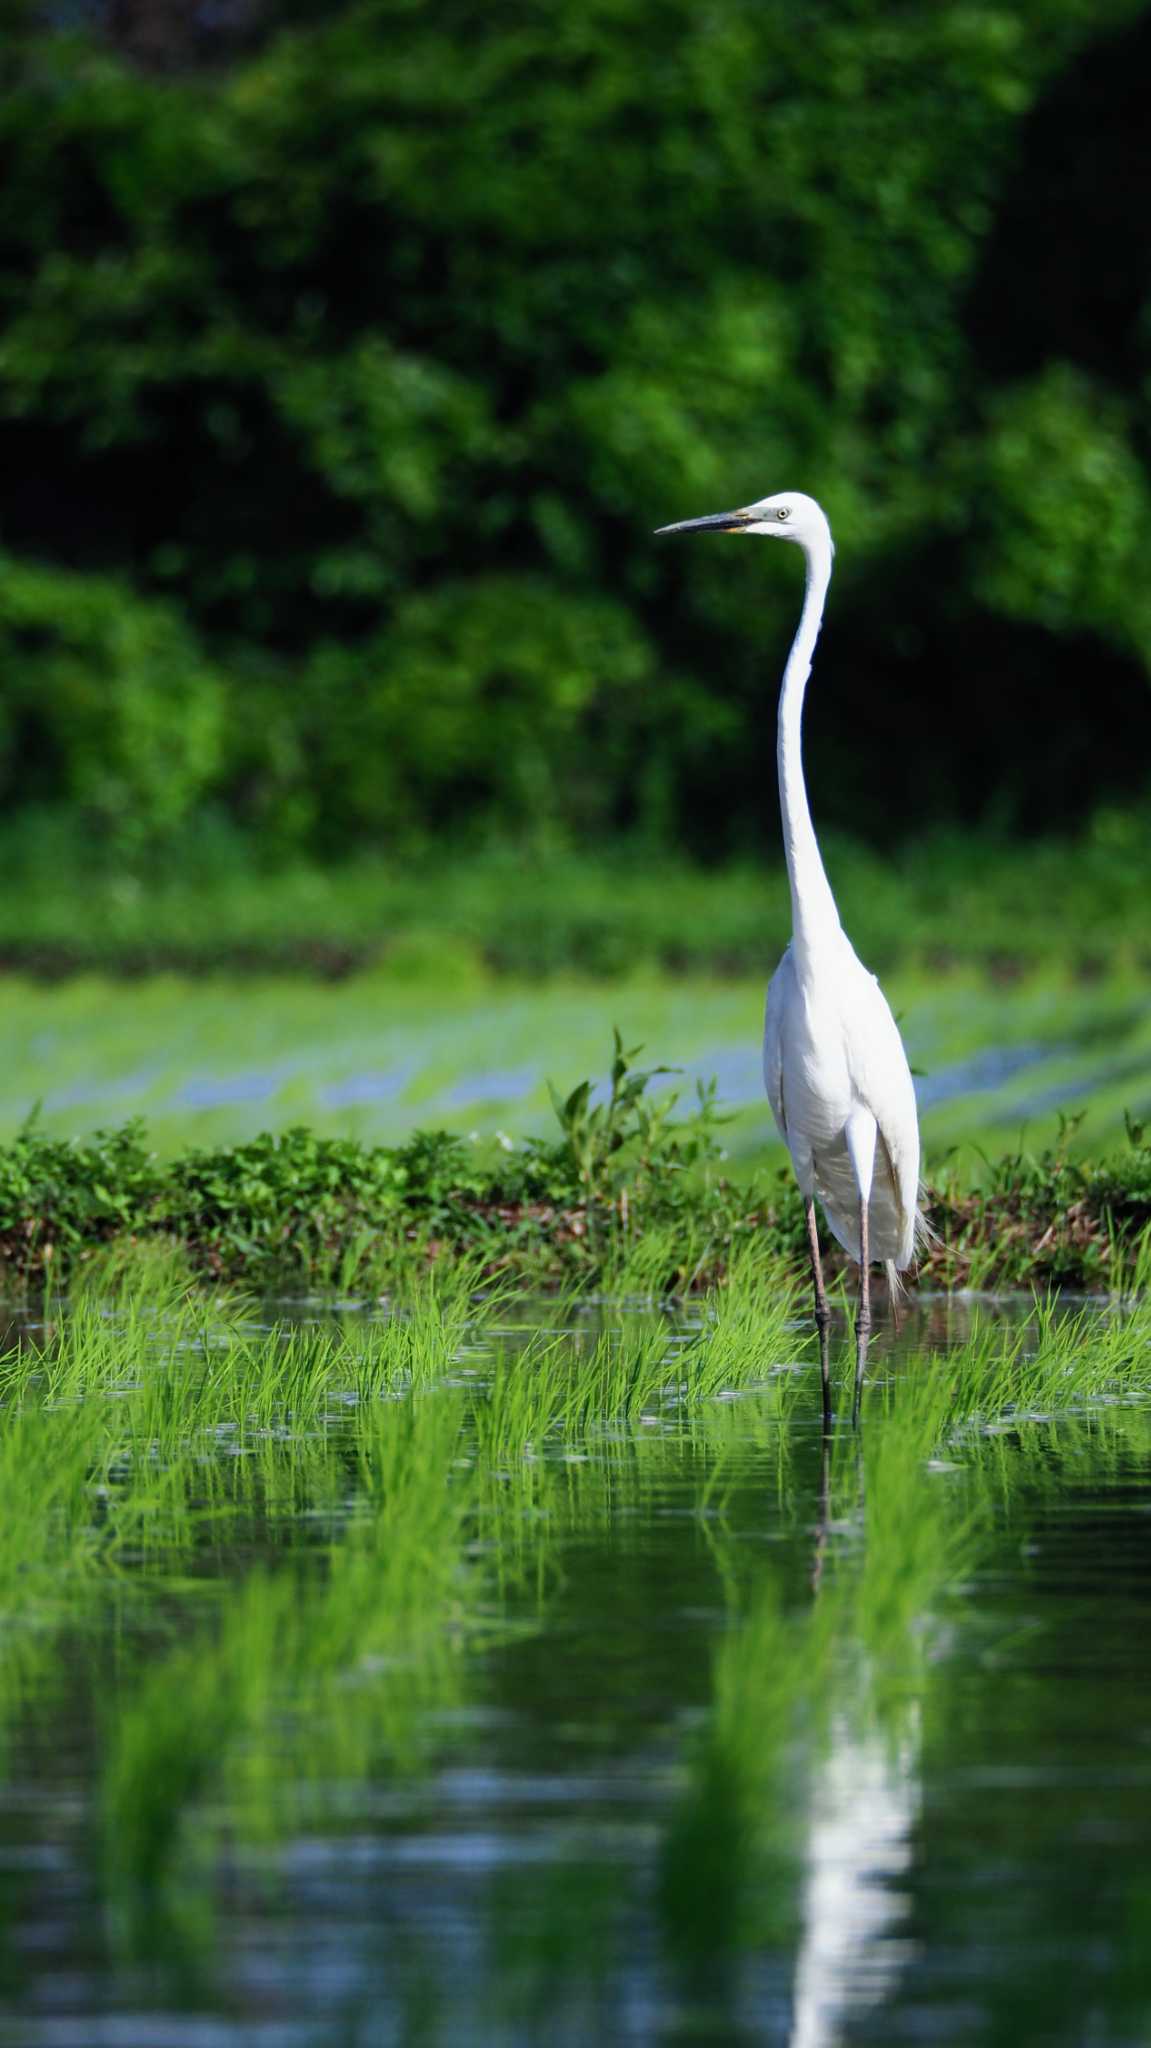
654, 507, 755, 536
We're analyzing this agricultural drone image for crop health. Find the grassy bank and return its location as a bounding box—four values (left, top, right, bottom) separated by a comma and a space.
1, 815, 1150, 980
3, 1045, 1150, 1295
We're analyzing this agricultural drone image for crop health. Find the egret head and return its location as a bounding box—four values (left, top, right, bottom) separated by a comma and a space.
655, 490, 832, 552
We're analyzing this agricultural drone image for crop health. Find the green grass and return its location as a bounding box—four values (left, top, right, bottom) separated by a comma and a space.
0, 1261, 1144, 1988
0, 959, 1147, 1194
2, 816, 1151, 981
1, 1020, 1151, 1291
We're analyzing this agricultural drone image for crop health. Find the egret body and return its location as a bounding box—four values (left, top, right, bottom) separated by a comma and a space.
655, 491, 921, 1424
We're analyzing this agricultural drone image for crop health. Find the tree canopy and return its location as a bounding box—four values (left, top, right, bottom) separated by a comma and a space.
1, 0, 1149, 857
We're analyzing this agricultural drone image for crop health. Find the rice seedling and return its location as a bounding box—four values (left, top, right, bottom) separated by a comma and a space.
102, 1388, 479, 1952
0, 1241, 1142, 2034
874, 1293, 1151, 1442
67, 1264, 806, 1962
478, 1255, 805, 1460
410, 1287, 1151, 2033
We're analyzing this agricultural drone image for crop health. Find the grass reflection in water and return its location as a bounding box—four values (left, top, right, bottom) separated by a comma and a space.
0, 1264, 1146, 2041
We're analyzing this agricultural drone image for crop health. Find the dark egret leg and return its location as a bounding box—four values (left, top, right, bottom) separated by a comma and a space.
810, 1428, 832, 1596
804, 1197, 833, 1433
852, 1195, 872, 1426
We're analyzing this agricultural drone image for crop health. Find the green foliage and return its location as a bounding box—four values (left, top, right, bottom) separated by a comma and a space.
0, 558, 225, 847
548, 1028, 675, 1210
0, 0, 1148, 855
972, 368, 1151, 652
163, 1123, 409, 1276
0, 814, 1148, 978
927, 1113, 1151, 1290
0, 1040, 791, 1290
0, 1115, 161, 1268
1, 1035, 1151, 1291
303, 580, 658, 848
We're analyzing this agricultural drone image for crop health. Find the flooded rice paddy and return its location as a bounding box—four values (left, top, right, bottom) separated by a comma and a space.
3, 966, 1151, 1162
0, 1275, 1145, 2043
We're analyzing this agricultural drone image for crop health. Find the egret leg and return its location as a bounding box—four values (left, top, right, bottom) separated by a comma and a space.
804, 1197, 833, 1434
810, 1429, 831, 1596
852, 1195, 871, 1426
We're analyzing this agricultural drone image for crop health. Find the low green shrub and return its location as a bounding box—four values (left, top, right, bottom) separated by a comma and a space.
0, 1042, 793, 1291
0, 1046, 1150, 1294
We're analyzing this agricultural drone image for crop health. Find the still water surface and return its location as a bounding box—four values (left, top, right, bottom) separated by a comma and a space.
0, 1294, 1146, 2046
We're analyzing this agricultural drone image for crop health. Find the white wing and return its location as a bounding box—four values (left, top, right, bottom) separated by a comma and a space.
762, 945, 794, 1145
841, 958, 921, 1267
762, 938, 920, 1267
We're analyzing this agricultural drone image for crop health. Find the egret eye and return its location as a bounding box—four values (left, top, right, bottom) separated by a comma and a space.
776, 507, 791, 521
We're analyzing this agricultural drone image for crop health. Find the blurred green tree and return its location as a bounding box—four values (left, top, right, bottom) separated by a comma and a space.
0, 0, 1147, 857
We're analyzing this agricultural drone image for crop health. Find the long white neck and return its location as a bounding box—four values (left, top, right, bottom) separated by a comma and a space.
777, 533, 841, 968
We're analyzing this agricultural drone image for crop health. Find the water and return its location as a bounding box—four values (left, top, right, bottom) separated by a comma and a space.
0, 1295, 1147, 2045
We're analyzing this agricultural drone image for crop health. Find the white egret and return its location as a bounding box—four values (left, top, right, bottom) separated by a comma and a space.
655, 491, 921, 1424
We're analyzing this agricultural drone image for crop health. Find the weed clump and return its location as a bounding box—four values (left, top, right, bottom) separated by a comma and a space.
0, 1039, 796, 1294
1, 1050, 1150, 1295
924, 1112, 1151, 1291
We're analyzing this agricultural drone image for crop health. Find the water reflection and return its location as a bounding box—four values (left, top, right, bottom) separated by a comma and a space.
790, 1718, 918, 2048
0, 1290, 1142, 2042
791, 1433, 919, 2048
